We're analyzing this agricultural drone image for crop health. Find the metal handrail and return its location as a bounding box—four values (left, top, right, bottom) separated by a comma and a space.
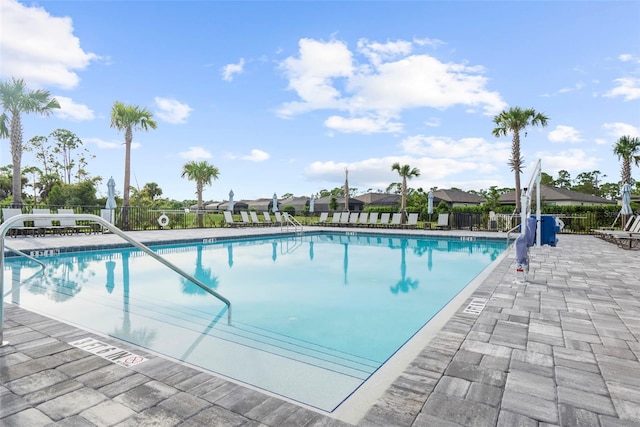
505, 224, 521, 247
282, 213, 303, 232
0, 213, 232, 346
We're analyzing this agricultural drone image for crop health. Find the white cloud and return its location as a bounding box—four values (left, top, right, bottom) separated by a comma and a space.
425, 117, 441, 127
179, 146, 212, 160
536, 149, 599, 175
618, 53, 634, 62
548, 125, 583, 143
276, 37, 507, 133
324, 115, 403, 134
413, 37, 445, 48
399, 135, 511, 163
52, 96, 95, 121
0, 0, 98, 89
241, 149, 270, 162
603, 122, 640, 138
154, 97, 192, 124
83, 137, 122, 149
222, 58, 245, 82
604, 77, 640, 101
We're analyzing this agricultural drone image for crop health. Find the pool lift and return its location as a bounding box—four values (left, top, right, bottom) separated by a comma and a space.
514, 159, 543, 284
0, 213, 232, 347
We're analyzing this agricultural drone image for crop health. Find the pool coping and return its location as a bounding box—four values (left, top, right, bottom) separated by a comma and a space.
3, 227, 639, 426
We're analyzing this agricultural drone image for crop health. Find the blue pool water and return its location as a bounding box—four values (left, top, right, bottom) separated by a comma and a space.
3, 232, 507, 411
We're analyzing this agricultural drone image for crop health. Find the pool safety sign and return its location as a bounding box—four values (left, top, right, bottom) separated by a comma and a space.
70, 338, 148, 367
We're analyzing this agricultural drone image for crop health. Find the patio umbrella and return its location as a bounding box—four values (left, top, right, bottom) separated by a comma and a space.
309, 194, 315, 213
272, 193, 278, 213
106, 177, 117, 209
344, 168, 350, 212
227, 190, 234, 212
428, 191, 434, 214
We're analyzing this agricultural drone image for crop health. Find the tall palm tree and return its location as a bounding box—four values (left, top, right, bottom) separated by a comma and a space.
0, 78, 60, 206
181, 160, 220, 227
613, 135, 640, 184
391, 162, 420, 223
492, 106, 549, 213
110, 101, 157, 228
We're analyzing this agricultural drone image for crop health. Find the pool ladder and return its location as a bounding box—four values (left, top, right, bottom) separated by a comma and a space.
0, 213, 232, 346
282, 212, 303, 233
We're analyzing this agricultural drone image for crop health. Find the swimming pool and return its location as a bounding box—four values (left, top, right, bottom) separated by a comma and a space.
3, 232, 507, 411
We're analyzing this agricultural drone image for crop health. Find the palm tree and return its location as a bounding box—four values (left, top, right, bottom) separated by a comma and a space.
391, 162, 420, 223
181, 161, 220, 227
613, 135, 640, 185
0, 78, 60, 206
492, 106, 549, 213
110, 101, 157, 228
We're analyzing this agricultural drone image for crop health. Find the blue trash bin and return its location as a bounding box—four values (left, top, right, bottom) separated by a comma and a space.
540, 215, 559, 247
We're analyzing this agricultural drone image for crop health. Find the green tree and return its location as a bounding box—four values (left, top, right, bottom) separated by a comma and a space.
555, 170, 572, 189
22, 165, 42, 203
391, 162, 421, 223
0, 77, 60, 206
600, 182, 620, 200
613, 135, 640, 184
181, 161, 220, 228
329, 196, 338, 211
572, 170, 605, 196
49, 129, 94, 184
492, 106, 549, 213
110, 101, 157, 227
142, 182, 163, 201
540, 172, 554, 186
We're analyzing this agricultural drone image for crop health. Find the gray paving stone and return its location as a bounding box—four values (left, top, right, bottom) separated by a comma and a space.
557, 385, 617, 416
412, 413, 463, 427
75, 363, 134, 389
501, 389, 558, 424
555, 365, 608, 395
0, 389, 31, 418
79, 399, 137, 426
5, 368, 70, 395
24, 378, 83, 406
496, 410, 538, 427
422, 392, 497, 426
36, 387, 107, 421
97, 373, 149, 398
505, 369, 556, 401
113, 380, 178, 412
559, 403, 600, 427
0, 407, 53, 427
433, 376, 470, 397
467, 382, 502, 408
115, 406, 183, 427
157, 390, 211, 418
444, 360, 506, 387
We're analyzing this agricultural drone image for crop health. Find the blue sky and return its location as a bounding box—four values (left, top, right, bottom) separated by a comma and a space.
1, 0, 639, 203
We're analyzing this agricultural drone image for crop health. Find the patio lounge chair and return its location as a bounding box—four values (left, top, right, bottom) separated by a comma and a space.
358, 212, 369, 227
223, 211, 238, 227
367, 212, 379, 227
32, 208, 65, 235
593, 216, 640, 239
240, 211, 253, 226
349, 212, 359, 226
330, 212, 341, 226
340, 212, 350, 226
405, 213, 419, 229
316, 212, 329, 225
377, 212, 391, 228
262, 212, 273, 225
436, 213, 450, 229
274, 211, 283, 225
2, 208, 41, 237
249, 211, 263, 226
57, 208, 93, 234
389, 213, 402, 228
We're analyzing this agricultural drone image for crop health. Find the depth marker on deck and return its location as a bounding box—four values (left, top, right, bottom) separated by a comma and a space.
70, 338, 148, 367
463, 297, 488, 315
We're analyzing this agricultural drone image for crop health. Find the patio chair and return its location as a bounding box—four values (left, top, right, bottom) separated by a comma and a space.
405, 213, 419, 229
349, 212, 359, 226
2, 208, 41, 237
593, 215, 640, 239
316, 212, 329, 225
358, 212, 369, 227
57, 208, 93, 234
378, 212, 391, 228
389, 213, 402, 228
367, 212, 379, 227
249, 211, 263, 226
436, 213, 450, 229
32, 208, 65, 235
240, 211, 253, 226
274, 211, 283, 225
223, 211, 238, 227
330, 212, 341, 226
339, 212, 350, 226
262, 212, 273, 226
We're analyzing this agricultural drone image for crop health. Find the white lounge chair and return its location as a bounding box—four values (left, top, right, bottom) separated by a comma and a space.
2, 208, 40, 237
274, 211, 283, 225
249, 211, 262, 226
317, 212, 329, 225
223, 211, 238, 227
330, 212, 341, 226
436, 213, 450, 229
367, 212, 379, 227
349, 212, 359, 226
378, 212, 391, 228
32, 208, 65, 235
358, 212, 369, 226
340, 212, 350, 226
263, 212, 273, 226
405, 213, 419, 229
240, 211, 252, 226
57, 208, 93, 234
389, 213, 402, 228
